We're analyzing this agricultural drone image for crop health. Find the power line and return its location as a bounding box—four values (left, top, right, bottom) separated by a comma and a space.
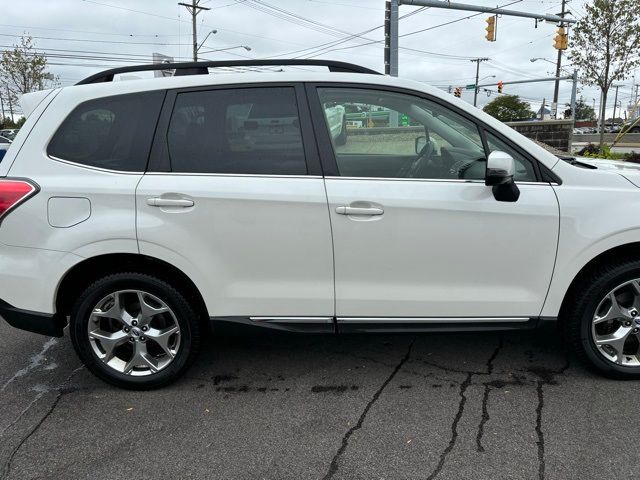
267, 6, 428, 59
297, 0, 525, 61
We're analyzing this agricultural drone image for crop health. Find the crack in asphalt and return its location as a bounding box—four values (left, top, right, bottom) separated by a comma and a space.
535, 380, 545, 480
426, 371, 473, 480
427, 336, 504, 479
476, 384, 492, 453
531, 356, 571, 480
322, 339, 415, 480
475, 336, 504, 453
1, 366, 83, 480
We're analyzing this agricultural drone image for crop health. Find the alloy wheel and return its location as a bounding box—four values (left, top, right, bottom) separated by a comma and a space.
87, 290, 181, 376
592, 279, 640, 366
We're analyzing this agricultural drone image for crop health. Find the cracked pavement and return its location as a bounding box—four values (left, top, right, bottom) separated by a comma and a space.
2, 321, 640, 480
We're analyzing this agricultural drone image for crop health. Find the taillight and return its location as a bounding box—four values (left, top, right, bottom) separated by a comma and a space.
0, 178, 38, 222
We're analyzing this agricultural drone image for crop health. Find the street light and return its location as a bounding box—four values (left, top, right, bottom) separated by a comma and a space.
480, 74, 496, 82
530, 57, 555, 66
530, 57, 572, 75
195, 30, 218, 56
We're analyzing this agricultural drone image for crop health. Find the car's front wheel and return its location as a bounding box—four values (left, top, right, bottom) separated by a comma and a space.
567, 259, 640, 379
70, 272, 200, 389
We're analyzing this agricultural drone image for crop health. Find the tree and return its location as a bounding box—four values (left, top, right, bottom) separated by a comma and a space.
569, 0, 640, 149
482, 95, 535, 122
563, 96, 596, 120
0, 36, 58, 111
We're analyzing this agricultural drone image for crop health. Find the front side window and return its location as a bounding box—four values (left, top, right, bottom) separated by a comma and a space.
318, 88, 536, 181
318, 87, 487, 180
166, 87, 307, 175
48, 91, 164, 172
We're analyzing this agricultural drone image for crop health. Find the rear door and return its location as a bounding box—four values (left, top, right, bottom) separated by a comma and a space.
136, 84, 334, 328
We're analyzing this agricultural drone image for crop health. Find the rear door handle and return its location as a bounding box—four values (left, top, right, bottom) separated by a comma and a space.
147, 197, 194, 207
335, 206, 384, 216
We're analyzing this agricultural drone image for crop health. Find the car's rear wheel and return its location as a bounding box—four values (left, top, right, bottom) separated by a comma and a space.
70, 272, 200, 389
567, 259, 640, 379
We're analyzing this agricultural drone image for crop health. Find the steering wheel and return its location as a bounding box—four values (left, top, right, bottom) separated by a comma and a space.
456, 157, 487, 180
406, 138, 436, 178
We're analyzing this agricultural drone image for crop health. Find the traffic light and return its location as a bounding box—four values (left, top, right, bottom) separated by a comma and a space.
485, 15, 496, 42
454, 87, 462, 98
554, 26, 568, 50
497, 81, 503, 94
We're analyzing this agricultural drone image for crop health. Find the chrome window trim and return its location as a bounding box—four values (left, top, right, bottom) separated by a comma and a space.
47, 155, 143, 175
324, 176, 551, 186
145, 172, 322, 179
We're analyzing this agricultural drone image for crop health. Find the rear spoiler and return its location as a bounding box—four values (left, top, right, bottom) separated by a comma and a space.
19, 89, 55, 118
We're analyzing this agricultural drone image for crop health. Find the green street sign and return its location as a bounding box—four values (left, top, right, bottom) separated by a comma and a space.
465, 84, 476, 90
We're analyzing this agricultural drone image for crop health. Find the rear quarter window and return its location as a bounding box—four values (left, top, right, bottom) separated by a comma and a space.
47, 91, 164, 172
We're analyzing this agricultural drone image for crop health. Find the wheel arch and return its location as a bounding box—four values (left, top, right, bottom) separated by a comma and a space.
56, 253, 209, 323
557, 241, 640, 324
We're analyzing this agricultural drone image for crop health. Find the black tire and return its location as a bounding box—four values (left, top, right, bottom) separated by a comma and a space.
335, 117, 347, 146
70, 272, 201, 390
565, 259, 640, 379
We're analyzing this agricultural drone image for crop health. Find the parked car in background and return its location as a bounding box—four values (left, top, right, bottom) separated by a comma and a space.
0, 143, 9, 162
0, 129, 18, 140
0, 135, 12, 144
6, 59, 640, 389
621, 121, 640, 134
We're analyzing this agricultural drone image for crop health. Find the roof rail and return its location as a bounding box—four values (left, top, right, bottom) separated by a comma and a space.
75, 59, 381, 85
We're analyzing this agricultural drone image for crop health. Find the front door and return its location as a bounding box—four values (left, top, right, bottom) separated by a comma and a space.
310, 85, 559, 323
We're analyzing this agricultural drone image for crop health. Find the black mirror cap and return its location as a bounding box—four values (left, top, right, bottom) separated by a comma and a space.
485, 170, 513, 186
492, 181, 520, 202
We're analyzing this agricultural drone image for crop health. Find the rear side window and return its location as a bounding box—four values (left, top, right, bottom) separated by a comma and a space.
48, 91, 164, 172
166, 87, 307, 175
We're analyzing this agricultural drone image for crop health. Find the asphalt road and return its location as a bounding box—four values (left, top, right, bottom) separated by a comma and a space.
1, 321, 638, 480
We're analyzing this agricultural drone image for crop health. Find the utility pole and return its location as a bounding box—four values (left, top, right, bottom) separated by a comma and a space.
178, 0, 211, 61
471, 58, 488, 107
570, 69, 577, 121
552, 0, 567, 118
384, 0, 399, 76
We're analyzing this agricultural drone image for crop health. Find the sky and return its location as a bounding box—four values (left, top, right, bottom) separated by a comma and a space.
1, 0, 638, 118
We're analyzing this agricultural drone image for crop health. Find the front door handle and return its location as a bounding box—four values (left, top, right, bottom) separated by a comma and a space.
147, 197, 194, 207
335, 206, 384, 216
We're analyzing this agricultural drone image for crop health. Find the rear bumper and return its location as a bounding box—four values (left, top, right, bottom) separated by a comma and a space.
0, 299, 66, 337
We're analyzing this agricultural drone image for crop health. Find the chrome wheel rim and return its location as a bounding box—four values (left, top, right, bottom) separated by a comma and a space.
87, 290, 180, 376
592, 279, 640, 367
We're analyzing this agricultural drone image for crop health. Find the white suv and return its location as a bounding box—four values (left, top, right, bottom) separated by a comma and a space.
3, 59, 640, 389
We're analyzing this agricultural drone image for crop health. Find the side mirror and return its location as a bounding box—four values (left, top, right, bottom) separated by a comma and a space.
485, 151, 520, 202
415, 136, 427, 154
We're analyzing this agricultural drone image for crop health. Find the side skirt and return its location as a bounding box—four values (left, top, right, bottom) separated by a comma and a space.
210, 316, 552, 335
